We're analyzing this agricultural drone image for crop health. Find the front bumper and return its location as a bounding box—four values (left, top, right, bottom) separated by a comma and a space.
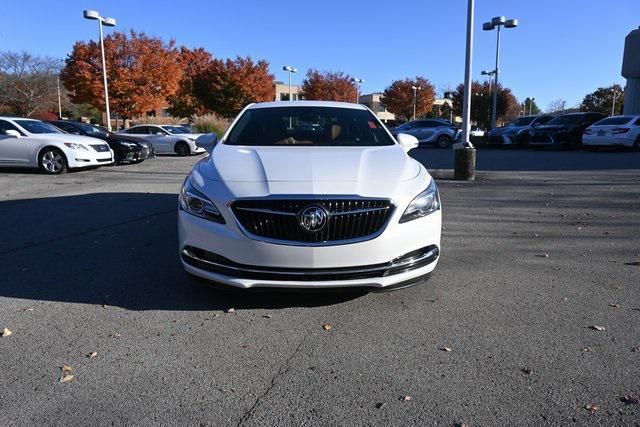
178, 208, 441, 289
67, 150, 114, 168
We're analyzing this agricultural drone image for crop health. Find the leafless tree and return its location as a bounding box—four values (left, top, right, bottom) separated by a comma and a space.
0, 51, 63, 116
546, 99, 567, 115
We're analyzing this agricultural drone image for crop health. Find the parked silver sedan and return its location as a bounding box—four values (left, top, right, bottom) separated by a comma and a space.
389, 119, 458, 148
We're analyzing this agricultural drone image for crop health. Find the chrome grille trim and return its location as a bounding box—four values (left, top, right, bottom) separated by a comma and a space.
229, 196, 395, 247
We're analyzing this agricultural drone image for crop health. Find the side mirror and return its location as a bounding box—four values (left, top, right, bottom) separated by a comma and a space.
195, 133, 218, 153
4, 129, 21, 138
396, 132, 419, 152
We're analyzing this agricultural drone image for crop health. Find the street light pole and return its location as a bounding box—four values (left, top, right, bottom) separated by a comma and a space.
84, 10, 116, 131
453, 0, 476, 181
56, 76, 62, 119
282, 65, 298, 100
354, 78, 364, 103
529, 97, 535, 115
483, 16, 518, 130
611, 89, 619, 116
411, 85, 422, 120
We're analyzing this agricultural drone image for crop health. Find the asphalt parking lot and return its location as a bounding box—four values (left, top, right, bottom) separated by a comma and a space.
1, 148, 639, 425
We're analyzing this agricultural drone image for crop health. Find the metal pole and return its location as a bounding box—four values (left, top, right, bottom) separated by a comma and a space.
528, 98, 532, 115
56, 76, 62, 118
460, 0, 474, 147
98, 19, 112, 131
412, 88, 417, 120
288, 71, 292, 100
611, 91, 617, 116
491, 25, 501, 129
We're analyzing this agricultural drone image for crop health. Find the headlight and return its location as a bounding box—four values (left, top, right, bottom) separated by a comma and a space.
117, 141, 138, 148
400, 179, 440, 223
63, 142, 88, 151
179, 176, 225, 223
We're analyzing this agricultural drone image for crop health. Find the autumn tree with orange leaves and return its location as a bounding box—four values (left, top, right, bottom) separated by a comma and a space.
381, 77, 436, 122
193, 56, 275, 118
61, 31, 182, 119
167, 47, 212, 117
299, 70, 358, 102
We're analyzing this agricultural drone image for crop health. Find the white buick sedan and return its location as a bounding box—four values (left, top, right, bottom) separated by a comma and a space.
178, 101, 441, 290
0, 117, 114, 174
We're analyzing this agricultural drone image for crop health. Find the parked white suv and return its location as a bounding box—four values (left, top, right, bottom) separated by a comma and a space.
0, 117, 113, 174
178, 101, 441, 290
118, 124, 205, 156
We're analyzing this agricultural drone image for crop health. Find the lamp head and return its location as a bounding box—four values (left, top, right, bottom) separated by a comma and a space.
505, 18, 518, 28
103, 17, 116, 27
482, 22, 494, 31
491, 16, 506, 26
83, 9, 100, 20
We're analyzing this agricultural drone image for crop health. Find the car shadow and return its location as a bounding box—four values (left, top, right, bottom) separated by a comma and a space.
0, 192, 369, 311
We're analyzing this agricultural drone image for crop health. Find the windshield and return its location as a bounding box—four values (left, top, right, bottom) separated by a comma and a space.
162, 125, 188, 134
75, 122, 109, 136
507, 117, 535, 127
225, 106, 395, 147
592, 117, 633, 126
15, 120, 63, 134
178, 126, 193, 133
547, 115, 583, 125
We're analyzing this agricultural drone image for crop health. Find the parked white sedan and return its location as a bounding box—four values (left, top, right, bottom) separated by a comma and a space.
583, 115, 640, 151
117, 124, 205, 156
0, 117, 114, 174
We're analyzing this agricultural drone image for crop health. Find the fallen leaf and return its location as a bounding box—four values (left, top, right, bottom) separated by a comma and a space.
262, 314, 272, 319
609, 303, 620, 308
59, 374, 74, 383
87, 351, 98, 358
590, 325, 606, 331
581, 347, 593, 352
401, 395, 412, 401
19, 307, 34, 312
631, 347, 639, 352
521, 368, 533, 375
225, 308, 236, 314
585, 403, 599, 412
1, 327, 12, 337
109, 333, 121, 338
439, 347, 452, 352
536, 253, 549, 258
375, 402, 385, 409
61, 364, 73, 373
620, 395, 640, 405
321, 323, 333, 331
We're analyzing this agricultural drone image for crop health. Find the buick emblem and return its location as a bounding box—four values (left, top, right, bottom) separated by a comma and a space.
299, 206, 328, 232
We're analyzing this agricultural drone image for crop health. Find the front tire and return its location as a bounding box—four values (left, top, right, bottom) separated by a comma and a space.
39, 148, 67, 174
175, 141, 190, 157
436, 134, 452, 149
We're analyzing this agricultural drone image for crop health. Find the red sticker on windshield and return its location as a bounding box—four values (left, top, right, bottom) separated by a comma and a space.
368, 121, 377, 128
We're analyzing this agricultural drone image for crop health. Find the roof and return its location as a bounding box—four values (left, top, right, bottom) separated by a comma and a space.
0, 116, 38, 121
247, 100, 368, 110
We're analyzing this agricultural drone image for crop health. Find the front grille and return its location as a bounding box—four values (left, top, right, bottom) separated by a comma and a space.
231, 198, 394, 244
97, 158, 112, 162
90, 144, 110, 152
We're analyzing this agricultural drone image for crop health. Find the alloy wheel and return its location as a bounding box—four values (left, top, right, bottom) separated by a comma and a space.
41, 150, 64, 173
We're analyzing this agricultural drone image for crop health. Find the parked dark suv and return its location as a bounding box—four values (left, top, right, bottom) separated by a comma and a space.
486, 114, 554, 146
528, 112, 606, 149
47, 120, 155, 163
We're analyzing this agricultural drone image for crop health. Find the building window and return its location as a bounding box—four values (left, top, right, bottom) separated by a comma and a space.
161, 108, 171, 117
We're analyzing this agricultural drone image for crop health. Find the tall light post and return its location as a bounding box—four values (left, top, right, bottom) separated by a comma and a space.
453, 0, 476, 181
282, 65, 297, 101
611, 88, 620, 116
483, 16, 518, 129
83, 9, 116, 131
529, 97, 535, 115
56, 76, 63, 119
353, 78, 364, 103
411, 85, 422, 120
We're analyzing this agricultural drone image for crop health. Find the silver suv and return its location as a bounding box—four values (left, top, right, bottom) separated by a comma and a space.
390, 119, 459, 148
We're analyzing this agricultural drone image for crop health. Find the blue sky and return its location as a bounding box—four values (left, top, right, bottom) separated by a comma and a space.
0, 0, 636, 110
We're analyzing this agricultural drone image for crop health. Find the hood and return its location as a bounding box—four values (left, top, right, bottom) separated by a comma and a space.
200, 144, 420, 184
29, 133, 108, 145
